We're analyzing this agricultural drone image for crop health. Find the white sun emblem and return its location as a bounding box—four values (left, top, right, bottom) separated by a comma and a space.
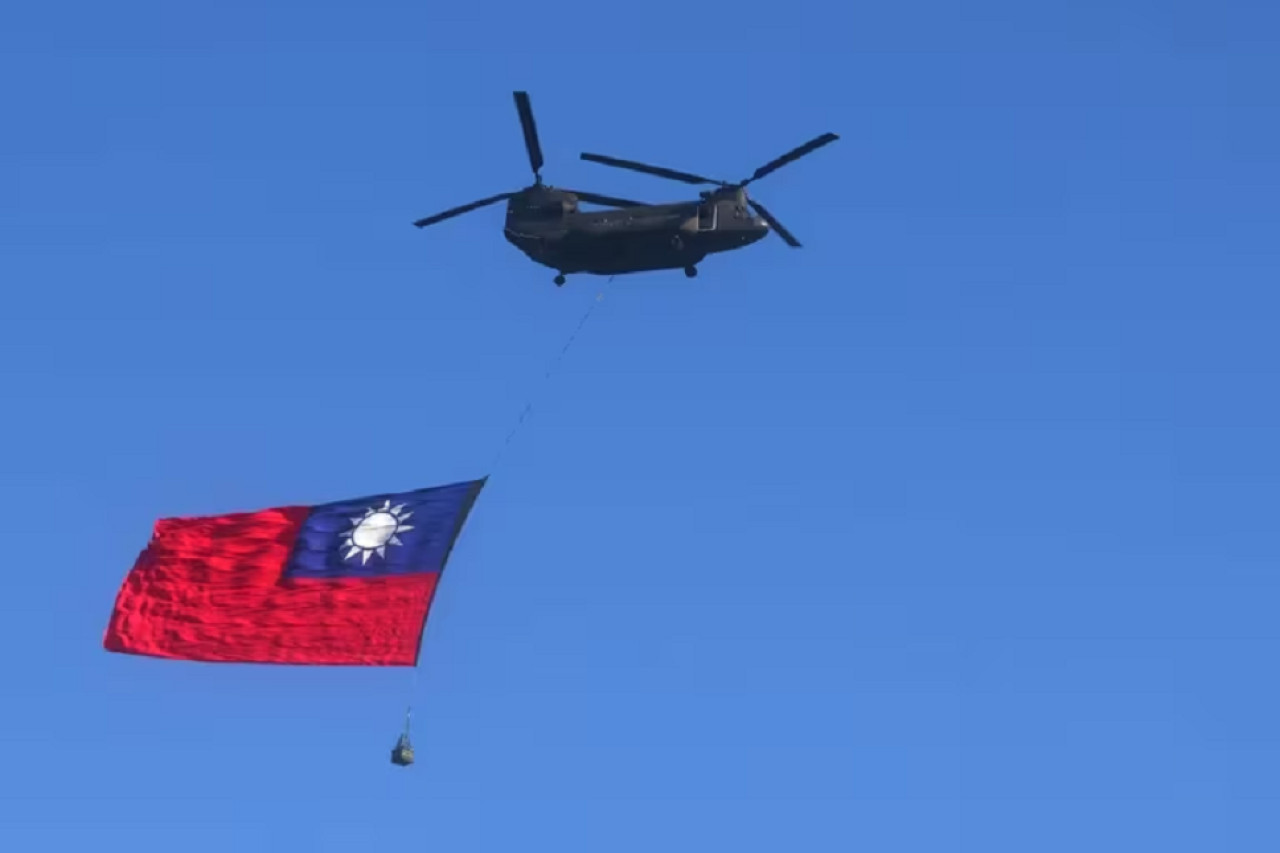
341, 500, 415, 564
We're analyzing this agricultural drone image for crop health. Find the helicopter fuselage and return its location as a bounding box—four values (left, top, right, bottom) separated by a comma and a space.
501, 189, 769, 276
412, 91, 834, 284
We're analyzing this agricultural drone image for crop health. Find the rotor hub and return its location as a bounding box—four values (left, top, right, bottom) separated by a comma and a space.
576, 131, 839, 248
412, 91, 649, 230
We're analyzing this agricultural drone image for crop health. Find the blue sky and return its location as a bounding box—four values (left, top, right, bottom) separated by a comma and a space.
3, 1, 1279, 850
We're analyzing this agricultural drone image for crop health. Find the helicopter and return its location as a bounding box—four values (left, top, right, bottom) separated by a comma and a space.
413, 92, 838, 286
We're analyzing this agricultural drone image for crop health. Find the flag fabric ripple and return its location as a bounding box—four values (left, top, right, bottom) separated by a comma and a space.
103, 478, 486, 665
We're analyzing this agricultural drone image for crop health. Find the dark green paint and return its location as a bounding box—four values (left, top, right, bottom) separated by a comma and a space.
413, 92, 837, 286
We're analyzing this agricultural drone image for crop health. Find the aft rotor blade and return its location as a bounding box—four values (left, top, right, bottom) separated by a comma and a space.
413, 192, 514, 228
580, 152, 722, 186
513, 91, 544, 177
742, 132, 839, 186
747, 198, 801, 247
568, 190, 649, 208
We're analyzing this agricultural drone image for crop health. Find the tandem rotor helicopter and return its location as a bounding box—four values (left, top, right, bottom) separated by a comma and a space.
413, 92, 838, 286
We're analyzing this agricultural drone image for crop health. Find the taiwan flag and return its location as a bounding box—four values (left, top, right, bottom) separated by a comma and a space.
103, 478, 486, 665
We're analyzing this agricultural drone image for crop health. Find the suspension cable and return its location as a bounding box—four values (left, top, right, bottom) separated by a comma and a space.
402, 278, 613, 733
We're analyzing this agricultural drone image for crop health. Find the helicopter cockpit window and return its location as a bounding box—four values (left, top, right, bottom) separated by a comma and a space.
697, 201, 716, 230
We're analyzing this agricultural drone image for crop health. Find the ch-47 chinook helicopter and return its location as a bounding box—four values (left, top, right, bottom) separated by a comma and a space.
413, 92, 838, 286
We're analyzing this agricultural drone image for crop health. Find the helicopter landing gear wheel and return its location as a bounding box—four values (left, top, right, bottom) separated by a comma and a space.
683, 265, 698, 278
554, 274, 566, 287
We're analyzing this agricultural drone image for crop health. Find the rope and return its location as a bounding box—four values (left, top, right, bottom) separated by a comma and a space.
400, 278, 612, 736
488, 285, 607, 472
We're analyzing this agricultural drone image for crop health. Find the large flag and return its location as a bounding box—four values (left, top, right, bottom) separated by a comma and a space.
104, 478, 486, 665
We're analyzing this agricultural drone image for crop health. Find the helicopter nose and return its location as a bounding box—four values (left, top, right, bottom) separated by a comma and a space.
740, 217, 769, 245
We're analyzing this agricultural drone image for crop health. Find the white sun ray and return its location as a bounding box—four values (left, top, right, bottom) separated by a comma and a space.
340, 500, 416, 564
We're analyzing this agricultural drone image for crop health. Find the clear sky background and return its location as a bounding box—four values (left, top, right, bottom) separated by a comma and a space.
3, 2, 1279, 850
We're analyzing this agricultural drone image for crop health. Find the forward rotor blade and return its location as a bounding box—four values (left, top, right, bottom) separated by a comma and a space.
580, 152, 722, 186
568, 190, 649, 208
747, 198, 801, 247
742, 132, 839, 186
413, 192, 514, 228
513, 91, 544, 177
